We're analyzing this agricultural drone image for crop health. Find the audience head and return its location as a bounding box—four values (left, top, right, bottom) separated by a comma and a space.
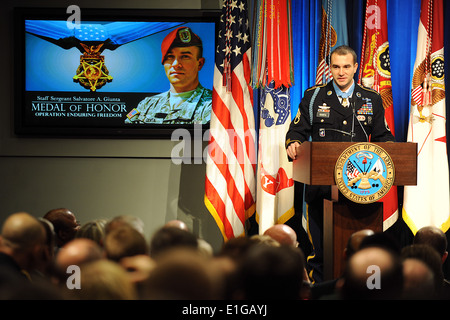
413, 226, 448, 263
55, 238, 104, 273
53, 238, 104, 287
339, 246, 403, 300
75, 219, 107, 247
263, 224, 298, 247
37, 217, 57, 275
75, 259, 138, 300
249, 234, 281, 247
218, 236, 256, 262
104, 215, 145, 236
0, 212, 47, 273
43, 208, 80, 248
344, 229, 375, 259
401, 244, 444, 298
164, 219, 189, 231
231, 245, 306, 300
149, 226, 198, 259
104, 225, 148, 262
359, 231, 401, 255
402, 258, 435, 299
143, 247, 216, 300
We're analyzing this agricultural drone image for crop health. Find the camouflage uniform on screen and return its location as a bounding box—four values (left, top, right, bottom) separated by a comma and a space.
125, 26, 212, 125
125, 85, 212, 124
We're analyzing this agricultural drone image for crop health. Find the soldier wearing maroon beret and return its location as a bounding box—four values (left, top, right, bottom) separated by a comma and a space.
126, 26, 212, 125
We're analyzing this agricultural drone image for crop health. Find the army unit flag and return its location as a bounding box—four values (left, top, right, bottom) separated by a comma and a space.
358, 0, 398, 230
204, 0, 257, 240
256, 82, 295, 234
252, 0, 295, 234
403, 0, 450, 234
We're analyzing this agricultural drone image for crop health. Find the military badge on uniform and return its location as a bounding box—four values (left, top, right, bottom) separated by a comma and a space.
358, 102, 373, 115
317, 103, 330, 118
319, 128, 326, 137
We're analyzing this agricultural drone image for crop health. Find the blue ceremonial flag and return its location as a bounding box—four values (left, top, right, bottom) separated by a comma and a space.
315, 0, 348, 85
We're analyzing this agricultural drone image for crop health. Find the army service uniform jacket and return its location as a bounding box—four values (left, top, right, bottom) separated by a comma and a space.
285, 81, 395, 149
125, 84, 212, 125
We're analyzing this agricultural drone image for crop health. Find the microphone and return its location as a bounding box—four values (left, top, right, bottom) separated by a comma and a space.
319, 128, 355, 137
351, 99, 356, 142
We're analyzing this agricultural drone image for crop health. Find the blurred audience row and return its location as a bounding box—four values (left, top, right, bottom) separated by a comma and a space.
0, 208, 449, 300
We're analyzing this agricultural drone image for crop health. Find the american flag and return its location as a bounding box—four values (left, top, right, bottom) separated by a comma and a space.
346, 161, 360, 180
204, 0, 256, 240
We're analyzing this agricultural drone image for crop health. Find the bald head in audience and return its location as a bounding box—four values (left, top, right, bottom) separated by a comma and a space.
339, 246, 403, 299
43, 208, 80, 248
414, 226, 448, 263
164, 220, 189, 231
0, 212, 46, 274
263, 224, 298, 247
55, 238, 104, 272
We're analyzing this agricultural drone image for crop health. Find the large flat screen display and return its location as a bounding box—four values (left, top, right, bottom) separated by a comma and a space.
14, 7, 219, 137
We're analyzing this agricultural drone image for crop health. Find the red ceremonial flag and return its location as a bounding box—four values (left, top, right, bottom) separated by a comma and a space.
266, 0, 293, 88
204, 0, 257, 240
403, 0, 450, 234
358, 0, 398, 230
251, 0, 294, 89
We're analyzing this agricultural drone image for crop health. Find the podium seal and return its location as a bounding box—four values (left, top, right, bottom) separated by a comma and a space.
334, 143, 395, 204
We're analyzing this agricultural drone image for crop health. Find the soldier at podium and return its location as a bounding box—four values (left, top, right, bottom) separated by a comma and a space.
285, 45, 395, 283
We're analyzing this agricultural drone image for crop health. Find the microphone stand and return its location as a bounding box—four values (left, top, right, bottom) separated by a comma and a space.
351, 99, 356, 142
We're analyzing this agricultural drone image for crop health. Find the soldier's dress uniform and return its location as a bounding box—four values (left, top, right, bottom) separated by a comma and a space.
285, 80, 395, 282
125, 84, 212, 124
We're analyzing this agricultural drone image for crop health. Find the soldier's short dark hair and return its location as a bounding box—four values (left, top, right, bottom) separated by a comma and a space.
331, 45, 358, 64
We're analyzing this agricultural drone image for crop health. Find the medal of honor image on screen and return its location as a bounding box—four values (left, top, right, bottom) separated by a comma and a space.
14, 8, 218, 137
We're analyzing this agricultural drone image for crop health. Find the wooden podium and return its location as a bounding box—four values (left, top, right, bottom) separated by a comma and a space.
292, 142, 417, 280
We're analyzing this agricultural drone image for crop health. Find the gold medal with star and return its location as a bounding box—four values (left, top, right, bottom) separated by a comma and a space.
73, 43, 113, 91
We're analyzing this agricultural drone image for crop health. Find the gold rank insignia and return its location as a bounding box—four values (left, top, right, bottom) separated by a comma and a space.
73, 43, 113, 91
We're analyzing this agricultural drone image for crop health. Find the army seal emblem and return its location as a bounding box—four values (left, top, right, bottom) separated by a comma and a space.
334, 143, 395, 204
